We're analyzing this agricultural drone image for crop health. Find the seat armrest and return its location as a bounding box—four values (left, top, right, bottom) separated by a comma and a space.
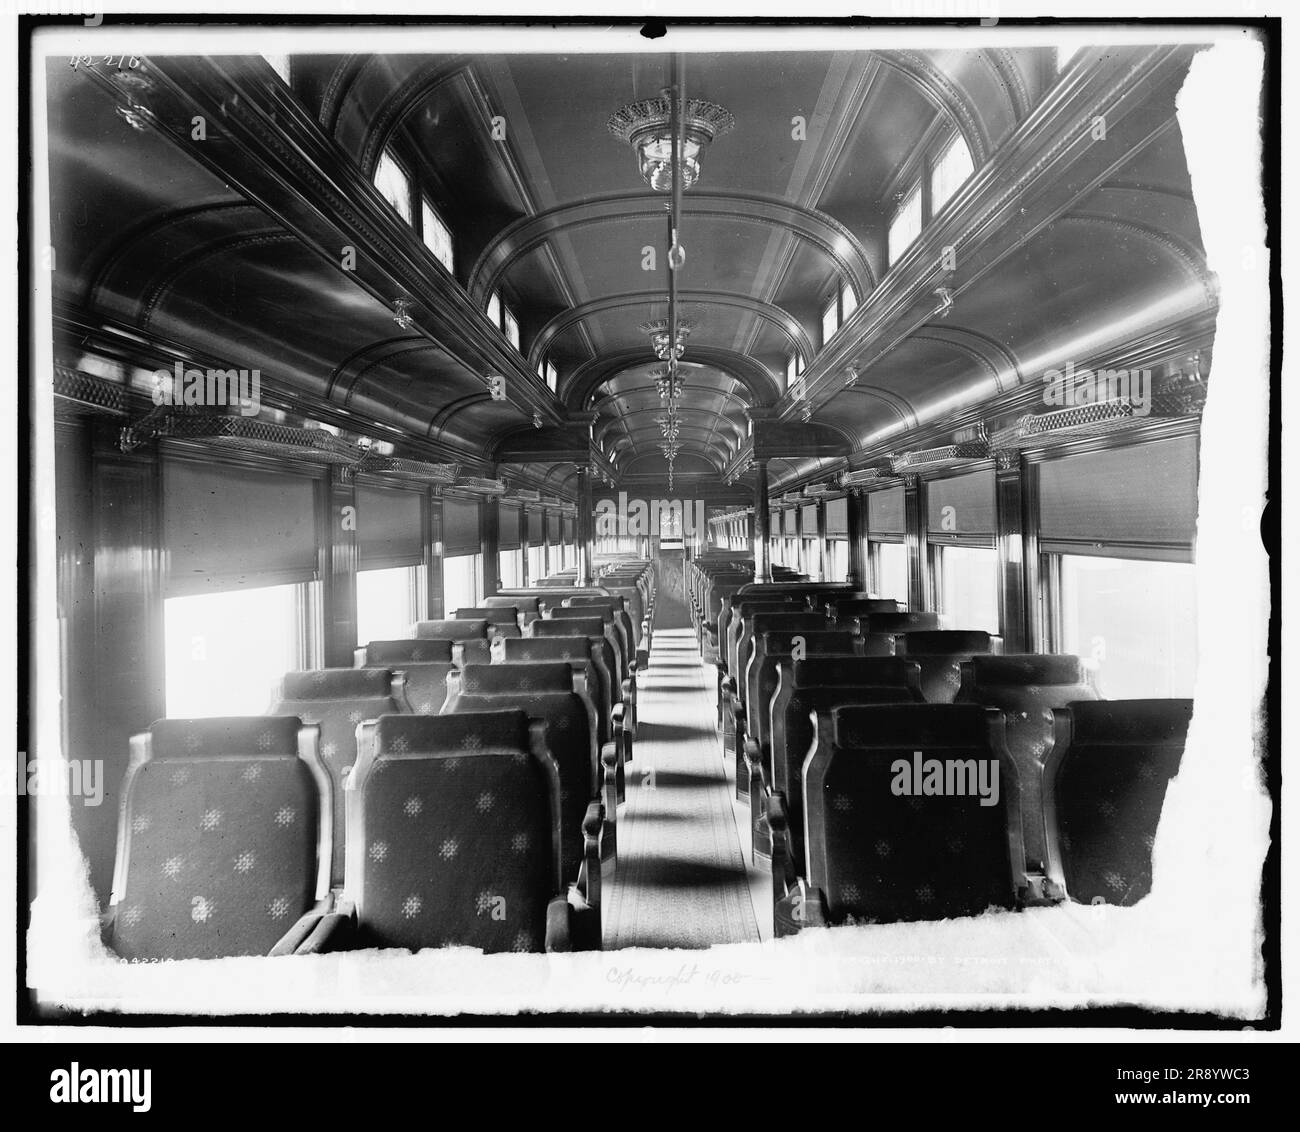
599, 741, 620, 862
270, 895, 334, 956
545, 896, 572, 953
768, 794, 797, 896
578, 801, 604, 911
295, 900, 357, 954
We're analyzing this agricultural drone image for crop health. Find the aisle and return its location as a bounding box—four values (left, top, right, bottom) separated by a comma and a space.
602, 628, 761, 949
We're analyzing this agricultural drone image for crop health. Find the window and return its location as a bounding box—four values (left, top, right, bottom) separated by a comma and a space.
935, 545, 1000, 634
164, 583, 308, 717
872, 541, 909, 604
486, 291, 502, 329
785, 354, 798, 390
825, 538, 849, 583
262, 54, 292, 84
840, 281, 858, 323
442, 554, 481, 611
420, 198, 454, 274
499, 548, 523, 589
887, 183, 922, 266
373, 149, 412, 224
356, 565, 423, 647
930, 133, 975, 215
821, 294, 839, 346
503, 305, 521, 351
1057, 554, 1197, 698
527, 543, 545, 581
545, 359, 558, 393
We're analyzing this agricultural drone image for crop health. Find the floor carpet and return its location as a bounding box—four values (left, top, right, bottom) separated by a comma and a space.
603, 627, 760, 949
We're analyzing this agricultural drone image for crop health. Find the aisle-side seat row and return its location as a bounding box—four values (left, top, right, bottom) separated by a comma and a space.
103, 566, 658, 961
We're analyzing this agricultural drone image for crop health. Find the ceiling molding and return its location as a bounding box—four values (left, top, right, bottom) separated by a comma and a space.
564, 346, 781, 408
527, 290, 816, 372
467, 192, 875, 308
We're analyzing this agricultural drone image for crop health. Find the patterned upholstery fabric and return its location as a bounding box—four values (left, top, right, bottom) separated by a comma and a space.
534, 615, 624, 688
954, 654, 1099, 870
271, 669, 404, 885
726, 600, 797, 678
457, 607, 520, 624
110, 716, 321, 961
530, 622, 621, 708
737, 613, 837, 705
548, 608, 628, 682
895, 631, 998, 703
364, 639, 454, 665
805, 704, 1015, 924
772, 685, 921, 875
444, 672, 597, 883
501, 638, 612, 745
862, 611, 941, 634
1050, 698, 1191, 906
396, 663, 457, 715
353, 711, 559, 953
413, 619, 489, 640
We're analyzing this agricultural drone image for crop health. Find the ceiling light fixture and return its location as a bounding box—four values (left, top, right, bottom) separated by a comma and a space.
607, 91, 735, 193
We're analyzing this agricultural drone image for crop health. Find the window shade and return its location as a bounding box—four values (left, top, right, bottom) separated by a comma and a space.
801, 503, 819, 535
1037, 435, 1198, 556
441, 498, 480, 556
867, 486, 905, 537
562, 516, 575, 544
825, 497, 849, 537
498, 503, 521, 550
356, 484, 423, 568
164, 458, 317, 595
547, 512, 561, 543
783, 508, 798, 536
926, 468, 995, 538
526, 509, 544, 543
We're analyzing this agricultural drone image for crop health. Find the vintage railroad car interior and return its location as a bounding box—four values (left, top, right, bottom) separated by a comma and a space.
29, 24, 1266, 1018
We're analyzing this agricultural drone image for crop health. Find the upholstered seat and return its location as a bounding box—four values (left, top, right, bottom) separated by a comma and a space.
1044, 698, 1192, 907
954, 654, 1100, 879
106, 716, 331, 961
357, 640, 457, 714
895, 630, 1000, 703
299, 711, 581, 954
443, 662, 610, 924
270, 668, 407, 885
775, 703, 1020, 932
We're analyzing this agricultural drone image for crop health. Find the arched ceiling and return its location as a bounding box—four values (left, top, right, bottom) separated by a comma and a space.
46, 40, 1211, 489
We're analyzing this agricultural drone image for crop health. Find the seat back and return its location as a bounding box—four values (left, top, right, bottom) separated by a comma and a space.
825, 598, 905, 620
108, 716, 328, 960
456, 607, 522, 639
443, 663, 598, 882
738, 613, 840, 704
895, 630, 999, 702
548, 606, 627, 679
746, 630, 863, 757
348, 711, 561, 952
358, 640, 456, 714
529, 620, 621, 708
862, 611, 941, 634
1045, 698, 1192, 906
724, 598, 796, 677
501, 636, 613, 745
270, 668, 405, 885
769, 656, 923, 842
805, 704, 1019, 923
954, 654, 1100, 870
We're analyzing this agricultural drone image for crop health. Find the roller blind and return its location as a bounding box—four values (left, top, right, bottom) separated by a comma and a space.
769, 510, 780, 537
867, 486, 905, 538
547, 511, 561, 543
801, 503, 819, 535
783, 508, 798, 535
526, 509, 544, 543
441, 498, 480, 557
562, 516, 575, 544
164, 458, 317, 595
1038, 435, 1198, 557
926, 468, 995, 538
825, 497, 849, 537
498, 503, 521, 550
356, 484, 423, 568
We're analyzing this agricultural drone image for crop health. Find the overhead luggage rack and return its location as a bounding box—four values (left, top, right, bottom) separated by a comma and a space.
989, 396, 1199, 450
363, 456, 460, 484
119, 409, 364, 462
839, 464, 894, 489
887, 439, 992, 474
